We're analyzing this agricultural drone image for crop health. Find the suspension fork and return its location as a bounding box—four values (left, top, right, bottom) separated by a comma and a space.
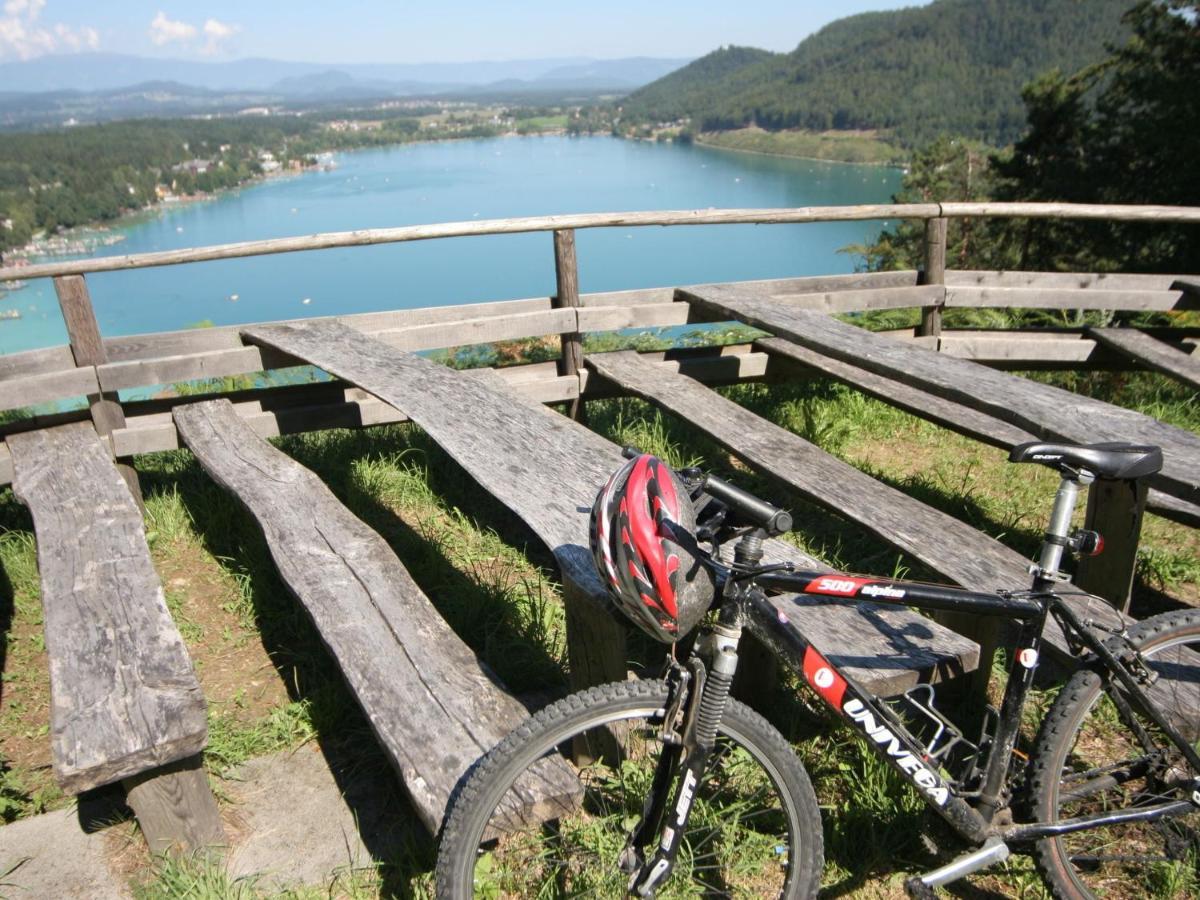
627, 622, 743, 896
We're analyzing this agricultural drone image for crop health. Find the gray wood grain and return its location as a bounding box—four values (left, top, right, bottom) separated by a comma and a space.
754, 336, 1199, 528
173, 399, 577, 833
123, 754, 225, 854
686, 292, 1200, 506
7, 422, 206, 794
587, 351, 1031, 592
243, 320, 979, 696
1088, 328, 1200, 391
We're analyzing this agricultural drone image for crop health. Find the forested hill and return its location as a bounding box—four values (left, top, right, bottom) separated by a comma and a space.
621, 0, 1132, 147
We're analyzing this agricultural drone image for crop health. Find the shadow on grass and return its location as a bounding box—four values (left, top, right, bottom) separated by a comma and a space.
137, 444, 429, 896
136, 422, 593, 894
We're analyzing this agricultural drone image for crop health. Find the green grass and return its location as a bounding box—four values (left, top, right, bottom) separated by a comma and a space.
697, 128, 905, 165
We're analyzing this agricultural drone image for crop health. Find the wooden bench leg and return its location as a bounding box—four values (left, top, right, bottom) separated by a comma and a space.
122, 755, 225, 855
564, 585, 628, 693
1074, 477, 1148, 613
732, 631, 779, 711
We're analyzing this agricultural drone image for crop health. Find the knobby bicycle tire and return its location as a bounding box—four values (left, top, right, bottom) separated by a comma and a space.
436, 678, 823, 898
1029, 609, 1200, 900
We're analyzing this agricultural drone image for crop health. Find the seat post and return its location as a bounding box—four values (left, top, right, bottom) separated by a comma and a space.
1035, 470, 1094, 585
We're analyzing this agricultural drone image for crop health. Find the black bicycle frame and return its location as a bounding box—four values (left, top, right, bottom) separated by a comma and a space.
741, 568, 1200, 844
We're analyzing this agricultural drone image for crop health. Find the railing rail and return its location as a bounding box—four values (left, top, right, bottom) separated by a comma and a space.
3, 202, 1199, 283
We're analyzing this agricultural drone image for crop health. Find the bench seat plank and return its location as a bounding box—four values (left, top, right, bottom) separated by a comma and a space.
756, 336, 1200, 528
684, 290, 1200, 507
243, 320, 979, 697
1087, 327, 1200, 392
7, 422, 206, 794
172, 399, 578, 833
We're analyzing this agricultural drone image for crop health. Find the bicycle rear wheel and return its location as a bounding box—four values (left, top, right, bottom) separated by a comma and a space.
436, 678, 823, 898
1029, 610, 1200, 900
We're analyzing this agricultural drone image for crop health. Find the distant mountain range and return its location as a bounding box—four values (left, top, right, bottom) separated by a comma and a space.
622, 0, 1132, 147
0, 53, 688, 95
0, 53, 690, 129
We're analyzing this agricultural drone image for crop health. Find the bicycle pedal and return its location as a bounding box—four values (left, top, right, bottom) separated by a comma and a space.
905, 837, 1009, 895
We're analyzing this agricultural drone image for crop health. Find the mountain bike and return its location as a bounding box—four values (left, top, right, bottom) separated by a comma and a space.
436, 441, 1200, 898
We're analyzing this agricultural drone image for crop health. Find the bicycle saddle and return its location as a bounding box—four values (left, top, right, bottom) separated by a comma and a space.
1009, 441, 1162, 480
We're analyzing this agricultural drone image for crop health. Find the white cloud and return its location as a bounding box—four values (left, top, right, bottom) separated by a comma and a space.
149, 10, 196, 46
3, 1, 46, 18
201, 17, 238, 55
0, 0, 98, 61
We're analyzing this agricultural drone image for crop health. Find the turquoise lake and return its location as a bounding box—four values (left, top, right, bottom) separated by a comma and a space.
0, 135, 902, 354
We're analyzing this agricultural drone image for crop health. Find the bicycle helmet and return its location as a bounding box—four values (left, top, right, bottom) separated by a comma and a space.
589, 454, 716, 643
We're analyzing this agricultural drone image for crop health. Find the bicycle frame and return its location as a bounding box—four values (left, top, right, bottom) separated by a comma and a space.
738, 567, 1200, 845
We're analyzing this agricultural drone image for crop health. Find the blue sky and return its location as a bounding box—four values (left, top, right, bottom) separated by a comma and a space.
0, 0, 918, 63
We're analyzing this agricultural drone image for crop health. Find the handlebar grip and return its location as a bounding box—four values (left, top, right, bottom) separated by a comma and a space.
702, 474, 793, 535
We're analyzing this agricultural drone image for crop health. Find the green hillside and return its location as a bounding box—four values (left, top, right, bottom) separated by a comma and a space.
622, 0, 1132, 147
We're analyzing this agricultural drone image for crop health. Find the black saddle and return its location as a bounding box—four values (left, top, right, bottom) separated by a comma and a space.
1009, 441, 1162, 480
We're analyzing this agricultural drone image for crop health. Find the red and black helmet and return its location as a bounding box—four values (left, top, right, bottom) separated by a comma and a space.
589, 454, 716, 643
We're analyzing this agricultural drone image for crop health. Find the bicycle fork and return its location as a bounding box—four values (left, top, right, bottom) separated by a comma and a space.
622, 623, 743, 897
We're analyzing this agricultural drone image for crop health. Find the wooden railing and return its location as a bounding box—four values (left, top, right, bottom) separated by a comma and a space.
1, 202, 1197, 499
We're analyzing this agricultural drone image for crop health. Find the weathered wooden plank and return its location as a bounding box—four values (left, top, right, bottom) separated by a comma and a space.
373, 309, 576, 353
686, 290, 1200, 506
683, 270, 921, 301
0, 344, 76, 380
938, 334, 1101, 365
578, 350, 771, 397
755, 336, 1200, 529
97, 345, 279, 393
577, 303, 692, 332
946, 270, 1185, 292
578, 286, 677, 308
0, 367, 99, 412
102, 297, 555, 364
1087, 328, 1200, 391
8, 422, 207, 793
693, 282, 945, 315
108, 373, 578, 459
123, 755, 224, 855
174, 399, 578, 833
243, 320, 980, 696
945, 286, 1185, 311
587, 351, 1031, 592
0, 206, 942, 282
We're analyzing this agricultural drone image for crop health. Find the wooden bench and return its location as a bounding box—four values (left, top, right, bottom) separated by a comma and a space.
683, 289, 1200, 507
752, 336, 1200, 529
583, 350, 1128, 665
243, 320, 980, 700
172, 399, 579, 834
1086, 327, 1200, 392
6, 422, 222, 853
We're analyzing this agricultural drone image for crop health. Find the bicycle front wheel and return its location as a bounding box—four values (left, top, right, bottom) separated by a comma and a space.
1029, 609, 1200, 900
436, 678, 823, 898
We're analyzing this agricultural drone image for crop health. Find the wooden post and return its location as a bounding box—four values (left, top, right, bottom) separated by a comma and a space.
918, 217, 947, 338
563, 582, 628, 693
552, 229, 586, 422
1074, 478, 1149, 612
54, 275, 144, 510
122, 755, 225, 856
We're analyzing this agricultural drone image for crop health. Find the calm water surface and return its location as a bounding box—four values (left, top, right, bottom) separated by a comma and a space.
0, 136, 901, 354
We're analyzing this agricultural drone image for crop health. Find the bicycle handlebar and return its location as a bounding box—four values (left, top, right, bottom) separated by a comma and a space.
621, 446, 793, 535
702, 474, 793, 536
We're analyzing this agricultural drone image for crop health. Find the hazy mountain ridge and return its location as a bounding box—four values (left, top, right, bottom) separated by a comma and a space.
0, 53, 690, 94
622, 0, 1132, 147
